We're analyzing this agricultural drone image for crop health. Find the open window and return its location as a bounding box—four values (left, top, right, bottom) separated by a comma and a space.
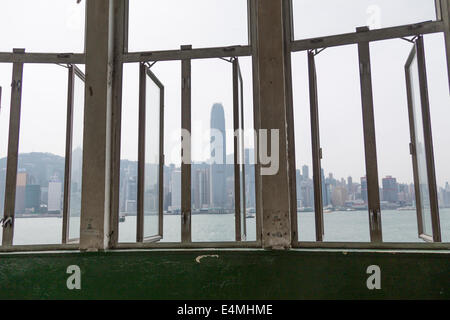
405, 35, 441, 242
307, 51, 324, 241
63, 65, 85, 244
233, 58, 246, 241
137, 63, 164, 243
303, 40, 382, 243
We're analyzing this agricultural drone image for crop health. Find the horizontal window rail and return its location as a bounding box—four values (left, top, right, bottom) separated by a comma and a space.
0, 52, 85, 64
123, 45, 252, 63
290, 21, 445, 52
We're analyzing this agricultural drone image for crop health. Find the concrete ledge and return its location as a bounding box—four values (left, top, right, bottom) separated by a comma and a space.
0, 249, 449, 299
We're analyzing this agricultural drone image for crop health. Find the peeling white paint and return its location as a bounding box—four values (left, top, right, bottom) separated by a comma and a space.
195, 255, 219, 263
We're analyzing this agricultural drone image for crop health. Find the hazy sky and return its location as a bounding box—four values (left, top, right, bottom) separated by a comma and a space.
0, 0, 449, 187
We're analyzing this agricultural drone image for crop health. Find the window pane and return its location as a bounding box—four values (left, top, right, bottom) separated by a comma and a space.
119, 62, 182, 243
292, 0, 436, 40
292, 51, 316, 241
409, 51, 433, 237
152, 61, 182, 243
315, 45, 370, 242
0, 64, 13, 244
13, 64, 67, 245
68, 69, 85, 242
370, 39, 418, 242
143, 72, 161, 239
119, 63, 139, 243
128, 0, 248, 52
191, 58, 234, 242
0, 0, 85, 52
424, 33, 450, 242
241, 57, 256, 242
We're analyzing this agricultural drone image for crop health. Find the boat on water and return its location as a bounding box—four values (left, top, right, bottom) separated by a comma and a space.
397, 207, 416, 211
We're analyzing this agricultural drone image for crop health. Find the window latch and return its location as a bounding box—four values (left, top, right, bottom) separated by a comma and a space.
0, 217, 12, 229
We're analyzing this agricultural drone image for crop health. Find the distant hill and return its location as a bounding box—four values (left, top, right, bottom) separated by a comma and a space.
0, 152, 65, 187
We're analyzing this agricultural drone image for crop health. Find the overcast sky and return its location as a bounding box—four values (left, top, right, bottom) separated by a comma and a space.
0, 0, 449, 187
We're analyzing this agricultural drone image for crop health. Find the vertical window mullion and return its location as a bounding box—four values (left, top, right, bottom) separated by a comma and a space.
239, 62, 247, 240
2, 49, 24, 246
137, 62, 146, 243
62, 65, 75, 244
416, 36, 442, 242
357, 29, 383, 243
181, 45, 192, 243
158, 84, 164, 238
233, 58, 242, 241
308, 51, 324, 242
405, 45, 425, 238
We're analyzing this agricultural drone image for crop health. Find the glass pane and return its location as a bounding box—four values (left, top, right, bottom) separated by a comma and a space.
119, 63, 139, 243
191, 58, 234, 242
315, 45, 370, 242
152, 61, 181, 243
129, 0, 248, 52
68, 70, 85, 241
292, 0, 436, 40
143, 72, 161, 239
237, 64, 246, 240
292, 51, 316, 241
13, 64, 67, 245
0, 64, 13, 244
0, 0, 85, 52
238, 57, 256, 242
371, 39, 418, 242
424, 33, 450, 242
119, 62, 182, 243
408, 50, 433, 237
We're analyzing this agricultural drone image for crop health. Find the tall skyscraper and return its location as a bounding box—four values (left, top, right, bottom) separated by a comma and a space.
170, 170, 181, 211
382, 176, 399, 203
302, 165, 309, 180
361, 176, 368, 204
15, 171, 27, 214
193, 165, 210, 210
210, 103, 226, 209
48, 176, 62, 213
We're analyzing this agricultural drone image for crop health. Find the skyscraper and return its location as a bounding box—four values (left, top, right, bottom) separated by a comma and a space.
15, 171, 27, 214
170, 170, 181, 211
302, 165, 309, 180
361, 176, 368, 204
48, 176, 62, 213
382, 176, 399, 203
210, 103, 226, 209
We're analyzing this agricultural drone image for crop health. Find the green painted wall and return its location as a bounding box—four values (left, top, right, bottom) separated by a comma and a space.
0, 249, 449, 299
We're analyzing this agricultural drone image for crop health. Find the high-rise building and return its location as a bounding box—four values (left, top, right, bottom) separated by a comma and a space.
382, 176, 398, 203
347, 176, 353, 198
361, 176, 368, 204
302, 165, 309, 180
331, 186, 348, 207
15, 171, 27, 214
321, 168, 329, 206
245, 149, 256, 209
170, 170, 181, 211
48, 177, 62, 213
25, 185, 41, 213
193, 166, 210, 209
210, 103, 226, 209
443, 182, 450, 207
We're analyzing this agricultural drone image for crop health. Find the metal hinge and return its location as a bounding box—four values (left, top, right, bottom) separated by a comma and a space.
409, 142, 415, 155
